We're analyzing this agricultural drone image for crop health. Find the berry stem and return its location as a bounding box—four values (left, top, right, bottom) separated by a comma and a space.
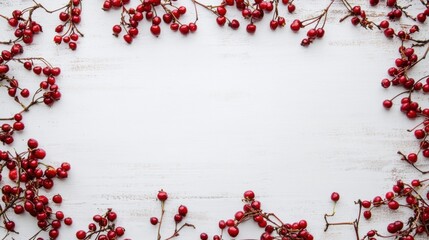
157, 200, 166, 240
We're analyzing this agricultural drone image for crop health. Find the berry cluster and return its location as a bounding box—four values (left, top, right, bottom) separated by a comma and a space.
76, 209, 126, 240
195, 0, 291, 33
103, 0, 197, 44
289, 0, 334, 46
0, 45, 62, 145
1, 0, 83, 50
53, 0, 84, 50
0, 139, 72, 239
150, 190, 195, 240
326, 179, 429, 239
380, 45, 429, 172
199, 190, 313, 240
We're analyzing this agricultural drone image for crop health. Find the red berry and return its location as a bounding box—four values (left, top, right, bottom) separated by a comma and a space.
5, 221, 15, 231
383, 99, 393, 108
123, 34, 133, 44
178, 205, 188, 216
246, 23, 256, 33
290, 19, 301, 31
113, 25, 122, 35
179, 25, 189, 35
200, 233, 208, 240
229, 19, 240, 29
228, 226, 239, 237
115, 227, 125, 236
331, 192, 340, 202
363, 210, 372, 219
287, 4, 296, 13
76, 230, 86, 239
174, 214, 182, 222
64, 217, 73, 225
150, 217, 158, 225
408, 153, 418, 163
414, 129, 425, 139
150, 25, 161, 36
53, 194, 62, 203
388, 200, 399, 210
157, 190, 168, 201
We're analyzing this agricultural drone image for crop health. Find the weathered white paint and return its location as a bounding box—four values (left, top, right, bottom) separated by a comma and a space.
1, 0, 427, 239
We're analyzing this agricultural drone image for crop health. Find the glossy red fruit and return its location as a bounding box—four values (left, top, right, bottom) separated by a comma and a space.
150, 25, 161, 36
290, 19, 301, 32
228, 226, 239, 237
157, 190, 168, 201
331, 192, 340, 202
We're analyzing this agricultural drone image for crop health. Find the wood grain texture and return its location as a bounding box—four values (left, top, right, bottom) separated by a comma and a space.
1, 0, 427, 239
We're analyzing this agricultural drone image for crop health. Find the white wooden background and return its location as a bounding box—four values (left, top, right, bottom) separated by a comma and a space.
1, 0, 428, 239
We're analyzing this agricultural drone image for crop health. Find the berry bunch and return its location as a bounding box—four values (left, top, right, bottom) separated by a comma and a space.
289, 0, 334, 46
0, 139, 72, 239
195, 0, 290, 33
53, 0, 84, 50
0, 45, 62, 145
200, 190, 313, 240
380, 46, 429, 172
326, 179, 429, 239
103, 0, 197, 44
1, 0, 83, 50
150, 190, 195, 240
76, 208, 126, 240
